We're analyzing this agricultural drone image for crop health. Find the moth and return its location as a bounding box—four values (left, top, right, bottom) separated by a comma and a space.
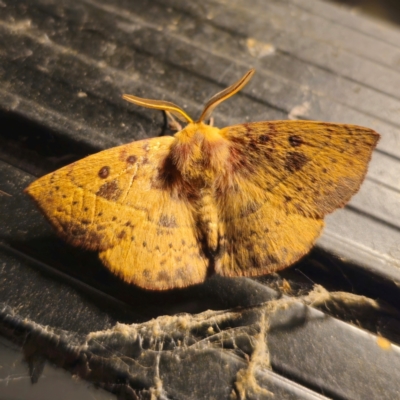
26, 69, 379, 290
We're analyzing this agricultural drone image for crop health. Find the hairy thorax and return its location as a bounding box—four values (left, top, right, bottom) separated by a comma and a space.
171, 123, 230, 185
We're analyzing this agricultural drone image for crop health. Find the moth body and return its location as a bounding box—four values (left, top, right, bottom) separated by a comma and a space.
170, 122, 230, 256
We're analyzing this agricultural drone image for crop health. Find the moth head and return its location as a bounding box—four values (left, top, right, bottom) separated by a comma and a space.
122, 69, 255, 126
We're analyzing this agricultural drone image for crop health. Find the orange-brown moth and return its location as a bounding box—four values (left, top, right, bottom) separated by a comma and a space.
26, 69, 379, 290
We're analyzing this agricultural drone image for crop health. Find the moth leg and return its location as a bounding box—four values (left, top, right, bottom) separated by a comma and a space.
160, 110, 183, 136
166, 110, 183, 131
208, 116, 214, 127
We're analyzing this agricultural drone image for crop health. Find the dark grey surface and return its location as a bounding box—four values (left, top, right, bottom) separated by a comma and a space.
2, 288, 399, 400
1, 0, 400, 399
